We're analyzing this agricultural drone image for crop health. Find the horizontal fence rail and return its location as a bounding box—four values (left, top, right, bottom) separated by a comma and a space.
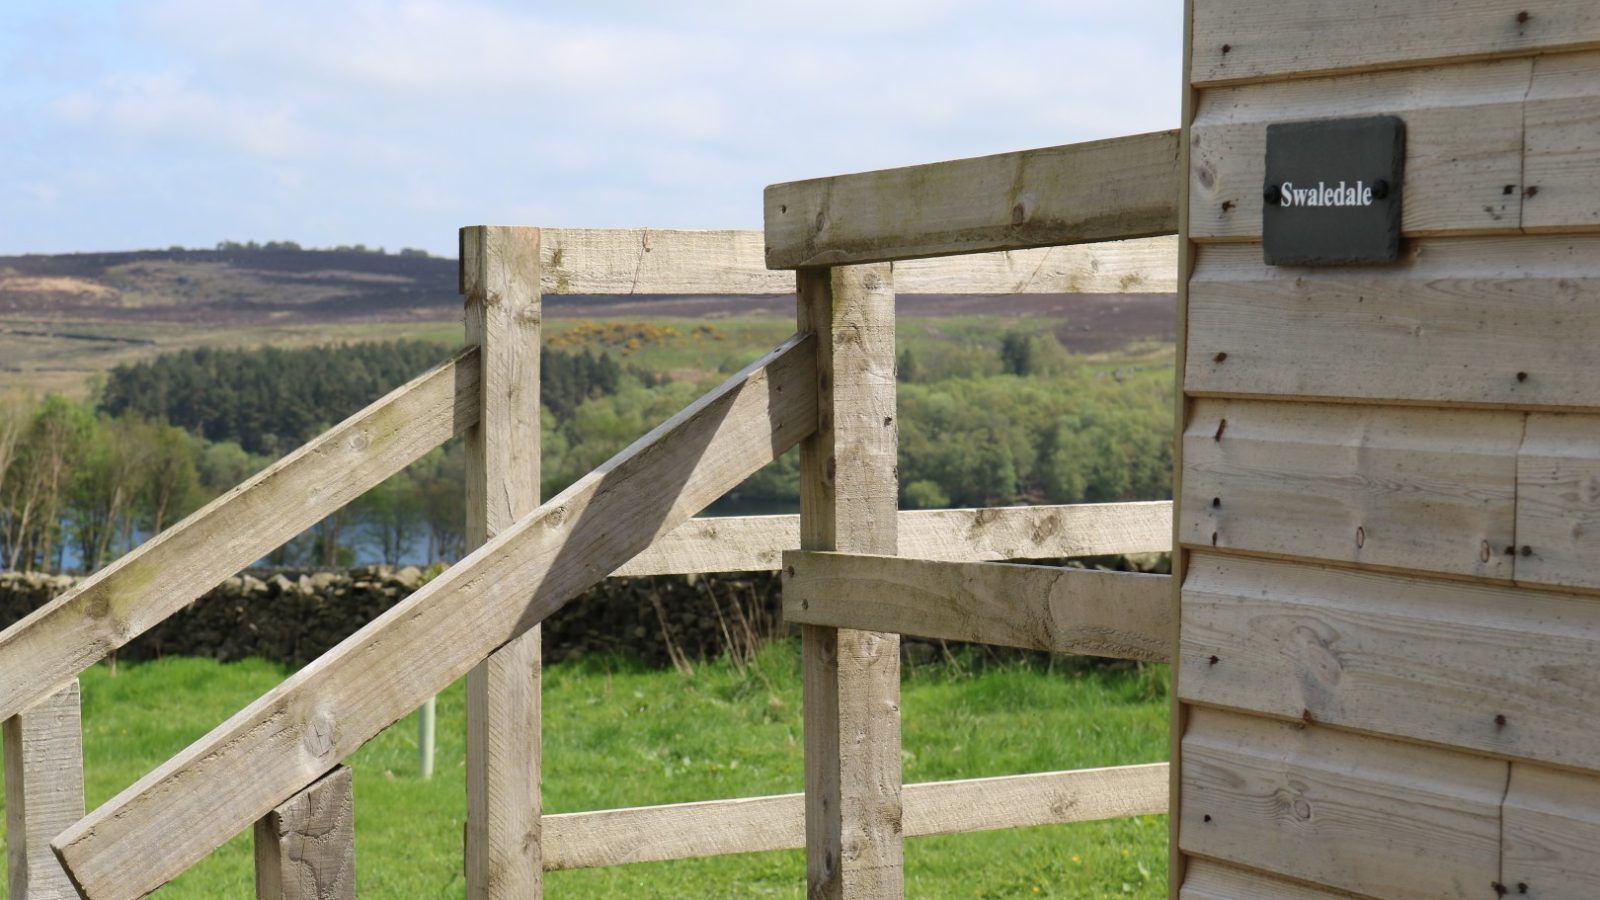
535, 227, 1178, 295
619, 501, 1172, 576
543, 763, 1169, 870
54, 335, 820, 900
763, 131, 1182, 268
783, 551, 1172, 663
0, 348, 481, 724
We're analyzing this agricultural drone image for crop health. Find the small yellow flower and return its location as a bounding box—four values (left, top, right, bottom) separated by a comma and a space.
1071, 855, 1081, 864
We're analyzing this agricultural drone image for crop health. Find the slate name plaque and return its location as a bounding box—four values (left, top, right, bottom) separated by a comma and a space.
1263, 115, 1406, 266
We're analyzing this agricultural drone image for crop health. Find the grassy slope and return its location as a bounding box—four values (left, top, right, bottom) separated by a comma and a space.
0, 649, 1167, 898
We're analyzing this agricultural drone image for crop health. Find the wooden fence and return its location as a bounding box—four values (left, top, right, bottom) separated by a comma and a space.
1, 130, 1180, 899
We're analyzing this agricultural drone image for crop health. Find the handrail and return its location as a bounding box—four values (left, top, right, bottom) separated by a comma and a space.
0, 347, 481, 722
763, 130, 1182, 268
54, 333, 819, 900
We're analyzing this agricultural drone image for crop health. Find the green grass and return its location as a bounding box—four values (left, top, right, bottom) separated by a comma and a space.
1, 647, 1167, 898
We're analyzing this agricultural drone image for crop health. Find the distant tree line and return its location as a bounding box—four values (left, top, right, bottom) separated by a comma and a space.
2, 329, 1171, 574
201, 241, 435, 257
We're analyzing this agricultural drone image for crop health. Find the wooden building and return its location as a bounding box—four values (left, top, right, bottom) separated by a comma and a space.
1173, 2, 1600, 897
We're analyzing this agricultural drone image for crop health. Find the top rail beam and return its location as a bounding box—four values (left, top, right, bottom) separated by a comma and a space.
537, 228, 1176, 295
54, 334, 818, 900
0, 348, 480, 723
763, 130, 1182, 269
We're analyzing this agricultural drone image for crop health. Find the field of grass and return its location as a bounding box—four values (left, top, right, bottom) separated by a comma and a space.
0, 647, 1169, 898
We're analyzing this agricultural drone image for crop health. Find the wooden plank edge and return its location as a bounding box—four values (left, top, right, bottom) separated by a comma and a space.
764, 131, 1181, 268
618, 501, 1173, 576
544, 763, 1168, 870
782, 551, 1172, 662
532, 227, 1177, 294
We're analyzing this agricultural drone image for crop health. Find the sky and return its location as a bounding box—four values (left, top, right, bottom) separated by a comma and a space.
2, 1, 1182, 257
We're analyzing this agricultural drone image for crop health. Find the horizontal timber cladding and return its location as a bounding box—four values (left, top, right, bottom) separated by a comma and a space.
1179, 553, 1600, 771
1180, 399, 1520, 579
1189, 58, 1530, 241
1180, 708, 1507, 900
762, 131, 1180, 268
1180, 859, 1369, 900
1502, 763, 1600, 894
1185, 236, 1600, 409
1525, 52, 1600, 232
1516, 415, 1600, 592
1191, 0, 1600, 87
534, 228, 1179, 295
781, 551, 1171, 662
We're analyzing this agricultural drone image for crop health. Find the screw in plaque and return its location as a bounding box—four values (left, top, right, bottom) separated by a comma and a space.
1262, 183, 1282, 204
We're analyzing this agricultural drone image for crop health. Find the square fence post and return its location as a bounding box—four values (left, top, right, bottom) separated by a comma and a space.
460, 225, 544, 898
796, 263, 903, 898
4, 680, 84, 900
253, 766, 355, 900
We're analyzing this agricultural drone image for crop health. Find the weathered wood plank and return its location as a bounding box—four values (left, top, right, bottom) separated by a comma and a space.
461, 226, 544, 899
1502, 763, 1600, 896
0, 347, 479, 724
1192, 0, 1600, 86
52, 335, 819, 900
1524, 51, 1600, 233
765, 132, 1180, 268
253, 767, 355, 900
1180, 552, 1600, 771
1180, 708, 1506, 900
1180, 859, 1365, 900
796, 264, 902, 899
1187, 237, 1600, 410
537, 228, 1177, 294
1181, 399, 1520, 578
893, 238, 1178, 293
543, 764, 1167, 870
1190, 59, 1530, 241
4, 682, 84, 900
784, 552, 1171, 662
616, 502, 1172, 575
1516, 414, 1600, 592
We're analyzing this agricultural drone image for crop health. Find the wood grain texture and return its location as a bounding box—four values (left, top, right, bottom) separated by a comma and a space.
1515, 413, 1600, 592
1180, 708, 1506, 900
796, 264, 902, 899
1180, 552, 1600, 771
1192, 0, 1600, 86
536, 227, 1177, 294
1181, 399, 1520, 578
1171, 5, 1197, 891
1187, 237, 1600, 409
542, 764, 1167, 870
461, 226, 544, 899
52, 335, 819, 900
1180, 859, 1367, 900
253, 767, 354, 900
4, 682, 84, 900
1501, 763, 1600, 896
1189, 59, 1531, 241
765, 131, 1180, 268
1524, 52, 1600, 233
783, 552, 1172, 662
617, 502, 1172, 575
0, 347, 478, 724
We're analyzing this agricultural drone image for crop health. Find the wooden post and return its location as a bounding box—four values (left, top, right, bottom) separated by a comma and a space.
796, 263, 902, 898
460, 225, 543, 898
4, 680, 84, 900
253, 766, 355, 900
